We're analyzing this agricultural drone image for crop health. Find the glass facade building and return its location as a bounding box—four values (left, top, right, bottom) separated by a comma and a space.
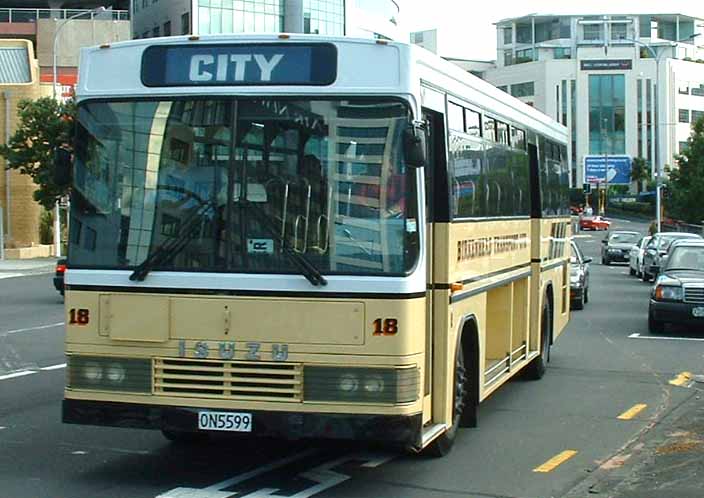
198, 0, 284, 35
588, 74, 626, 155
303, 0, 345, 36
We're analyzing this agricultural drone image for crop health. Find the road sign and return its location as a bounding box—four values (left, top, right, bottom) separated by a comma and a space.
584, 155, 632, 185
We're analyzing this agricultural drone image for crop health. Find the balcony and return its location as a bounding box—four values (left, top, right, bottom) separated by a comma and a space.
0, 8, 129, 23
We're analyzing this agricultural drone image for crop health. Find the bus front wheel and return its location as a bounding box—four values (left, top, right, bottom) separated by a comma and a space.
425, 345, 469, 457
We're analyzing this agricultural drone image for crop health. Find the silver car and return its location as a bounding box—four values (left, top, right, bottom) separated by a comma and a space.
629, 235, 651, 278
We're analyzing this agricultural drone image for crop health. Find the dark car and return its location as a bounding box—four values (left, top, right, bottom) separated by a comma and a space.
570, 240, 591, 310
54, 258, 66, 296
601, 231, 640, 265
649, 242, 704, 334
642, 232, 703, 282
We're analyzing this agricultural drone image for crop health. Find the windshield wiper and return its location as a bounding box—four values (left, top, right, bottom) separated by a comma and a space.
242, 200, 327, 287
129, 202, 214, 281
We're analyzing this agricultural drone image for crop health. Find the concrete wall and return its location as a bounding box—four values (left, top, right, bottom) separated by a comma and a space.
0, 39, 42, 248
36, 17, 131, 67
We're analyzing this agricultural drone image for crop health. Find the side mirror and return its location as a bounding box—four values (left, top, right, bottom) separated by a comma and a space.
53, 147, 72, 187
601, 239, 607, 245
403, 122, 426, 168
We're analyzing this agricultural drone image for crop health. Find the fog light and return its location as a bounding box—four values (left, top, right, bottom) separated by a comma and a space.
363, 375, 385, 393
106, 363, 126, 383
338, 373, 359, 393
83, 362, 103, 382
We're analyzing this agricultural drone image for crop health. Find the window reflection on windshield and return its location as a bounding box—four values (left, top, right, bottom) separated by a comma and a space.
69, 98, 419, 276
667, 247, 704, 270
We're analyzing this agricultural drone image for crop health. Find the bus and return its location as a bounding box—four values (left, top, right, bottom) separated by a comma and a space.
60, 34, 570, 456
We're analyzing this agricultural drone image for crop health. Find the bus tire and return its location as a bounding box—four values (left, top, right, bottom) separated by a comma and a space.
424, 345, 467, 457
524, 301, 551, 380
161, 429, 209, 444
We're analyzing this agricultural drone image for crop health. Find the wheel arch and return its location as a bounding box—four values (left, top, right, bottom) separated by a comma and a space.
456, 314, 480, 414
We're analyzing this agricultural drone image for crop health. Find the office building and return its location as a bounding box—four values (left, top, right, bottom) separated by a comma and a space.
481, 13, 704, 187
132, 0, 404, 41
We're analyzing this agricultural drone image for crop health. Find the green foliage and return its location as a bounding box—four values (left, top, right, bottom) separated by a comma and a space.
0, 97, 76, 210
38, 209, 53, 245
667, 117, 704, 223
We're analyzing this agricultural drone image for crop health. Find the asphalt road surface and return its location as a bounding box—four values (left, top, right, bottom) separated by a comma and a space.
2, 218, 703, 498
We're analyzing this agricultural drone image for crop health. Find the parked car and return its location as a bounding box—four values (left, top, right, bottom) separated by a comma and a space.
579, 216, 611, 231
642, 232, 703, 282
629, 235, 652, 277
649, 242, 704, 334
601, 231, 640, 265
570, 240, 591, 310
54, 258, 66, 296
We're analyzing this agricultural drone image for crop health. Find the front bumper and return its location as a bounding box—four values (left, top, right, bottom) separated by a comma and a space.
570, 285, 584, 300
649, 300, 704, 326
63, 399, 423, 446
606, 251, 629, 262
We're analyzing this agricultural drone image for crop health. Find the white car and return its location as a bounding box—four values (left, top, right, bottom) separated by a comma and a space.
629, 235, 651, 278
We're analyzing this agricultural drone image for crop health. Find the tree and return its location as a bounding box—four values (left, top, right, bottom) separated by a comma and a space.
630, 156, 650, 194
667, 117, 704, 223
0, 97, 75, 210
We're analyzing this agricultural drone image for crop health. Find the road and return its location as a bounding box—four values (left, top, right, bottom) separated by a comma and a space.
1, 219, 703, 498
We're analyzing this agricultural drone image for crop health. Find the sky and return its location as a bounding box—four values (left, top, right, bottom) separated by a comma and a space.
404, 0, 704, 61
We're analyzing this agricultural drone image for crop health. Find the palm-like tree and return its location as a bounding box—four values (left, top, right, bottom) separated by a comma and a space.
630, 157, 650, 194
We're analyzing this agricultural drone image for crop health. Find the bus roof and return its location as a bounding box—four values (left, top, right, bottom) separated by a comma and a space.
76, 33, 566, 143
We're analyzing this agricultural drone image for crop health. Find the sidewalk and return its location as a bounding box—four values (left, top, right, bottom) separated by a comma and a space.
0, 257, 58, 278
565, 381, 704, 498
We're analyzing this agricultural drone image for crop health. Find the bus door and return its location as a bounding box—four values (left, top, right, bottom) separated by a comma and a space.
421, 107, 448, 425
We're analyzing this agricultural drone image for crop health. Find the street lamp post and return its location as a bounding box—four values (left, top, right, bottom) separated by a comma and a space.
52, 6, 106, 99
51, 6, 105, 257
621, 34, 701, 233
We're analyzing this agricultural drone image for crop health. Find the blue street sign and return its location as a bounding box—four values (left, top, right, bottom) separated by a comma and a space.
584, 155, 632, 185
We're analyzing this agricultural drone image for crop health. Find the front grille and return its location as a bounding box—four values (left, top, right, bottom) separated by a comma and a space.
154, 358, 302, 402
684, 286, 704, 304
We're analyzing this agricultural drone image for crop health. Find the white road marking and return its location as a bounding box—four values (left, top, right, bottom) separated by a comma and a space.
158, 451, 395, 498
0, 370, 36, 381
0, 273, 23, 280
629, 333, 704, 342
0, 363, 67, 381
158, 450, 320, 498
40, 363, 66, 371
1, 322, 64, 336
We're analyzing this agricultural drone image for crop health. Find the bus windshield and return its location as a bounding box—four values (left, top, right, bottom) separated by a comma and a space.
68, 98, 419, 277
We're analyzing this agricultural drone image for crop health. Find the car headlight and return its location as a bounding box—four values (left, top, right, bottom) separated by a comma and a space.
304, 366, 419, 404
608, 248, 621, 253
654, 285, 683, 302
68, 356, 151, 393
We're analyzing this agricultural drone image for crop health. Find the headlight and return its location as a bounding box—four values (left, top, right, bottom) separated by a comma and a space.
83, 362, 103, 382
608, 248, 621, 253
304, 366, 419, 404
338, 373, 359, 393
654, 285, 683, 302
68, 356, 151, 393
570, 271, 582, 284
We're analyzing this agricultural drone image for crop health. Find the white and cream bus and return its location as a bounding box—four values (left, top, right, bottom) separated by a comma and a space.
60, 34, 570, 456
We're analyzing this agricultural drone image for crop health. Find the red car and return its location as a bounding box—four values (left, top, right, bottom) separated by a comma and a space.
579, 216, 611, 231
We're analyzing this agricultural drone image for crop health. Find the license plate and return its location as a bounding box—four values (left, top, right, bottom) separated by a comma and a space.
693, 307, 704, 318
197, 411, 252, 432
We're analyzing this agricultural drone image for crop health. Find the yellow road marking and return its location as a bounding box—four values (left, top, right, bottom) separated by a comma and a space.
617, 404, 648, 420
669, 372, 693, 387
533, 450, 578, 473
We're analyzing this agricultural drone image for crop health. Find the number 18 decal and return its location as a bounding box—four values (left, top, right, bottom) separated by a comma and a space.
69, 308, 90, 325
373, 318, 398, 336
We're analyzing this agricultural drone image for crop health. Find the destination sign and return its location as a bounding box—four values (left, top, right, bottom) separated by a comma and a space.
141, 43, 337, 87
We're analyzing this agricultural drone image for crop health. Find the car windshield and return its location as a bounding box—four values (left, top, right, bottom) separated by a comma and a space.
68, 98, 419, 276
609, 233, 638, 244
666, 246, 704, 271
